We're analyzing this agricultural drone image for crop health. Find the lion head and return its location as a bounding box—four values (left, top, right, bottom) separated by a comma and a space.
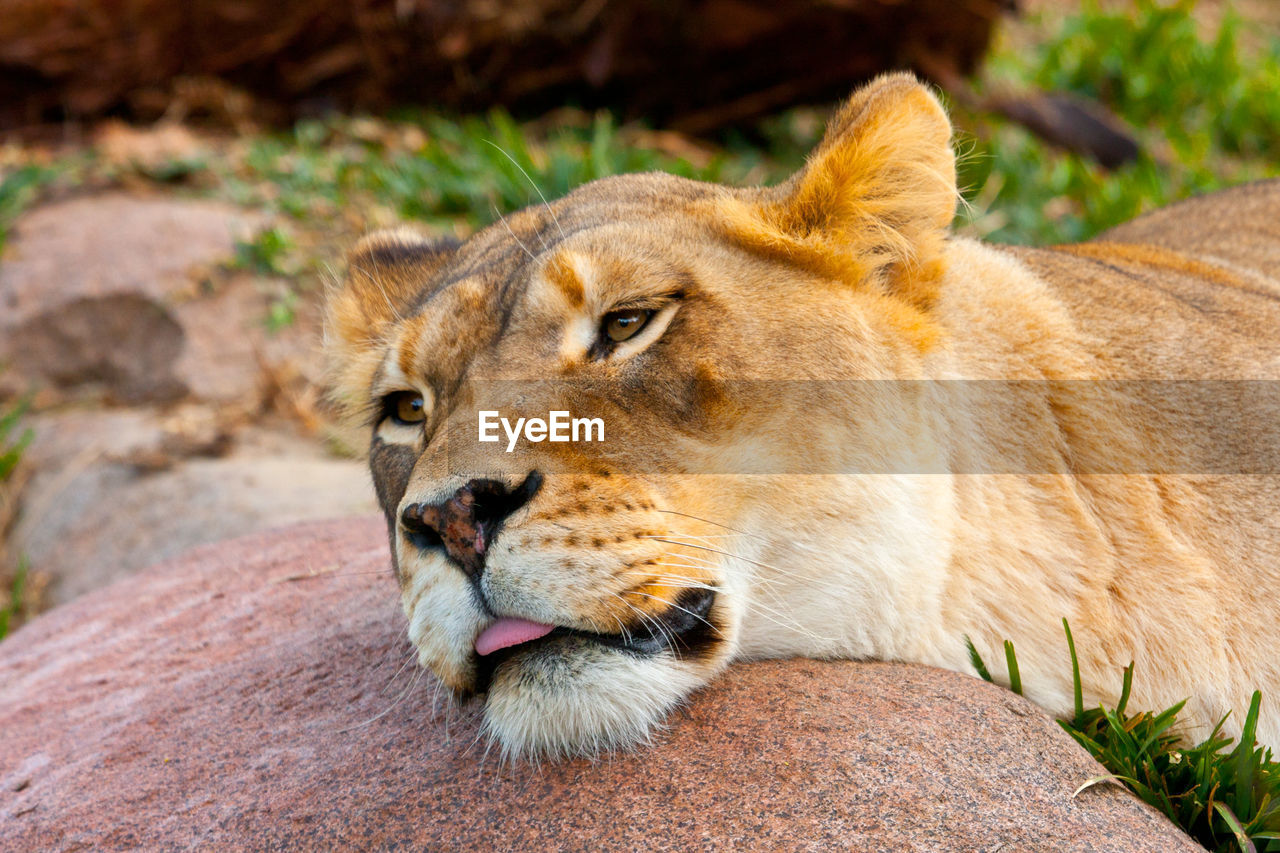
324, 73, 959, 758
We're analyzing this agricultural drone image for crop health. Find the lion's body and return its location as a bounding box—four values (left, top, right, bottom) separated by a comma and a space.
924, 184, 1280, 741
326, 75, 1280, 758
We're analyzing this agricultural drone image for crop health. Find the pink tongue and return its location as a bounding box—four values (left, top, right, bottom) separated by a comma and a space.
475, 618, 555, 656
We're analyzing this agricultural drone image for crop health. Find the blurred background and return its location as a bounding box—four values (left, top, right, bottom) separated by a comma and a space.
1, 0, 1278, 637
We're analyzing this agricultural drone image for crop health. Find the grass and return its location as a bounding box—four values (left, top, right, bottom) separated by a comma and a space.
967, 622, 1280, 852
0, 393, 33, 641
0, 557, 28, 640
208, 0, 1278, 250
231, 225, 295, 277
222, 109, 773, 230
0, 393, 32, 483
0, 163, 60, 253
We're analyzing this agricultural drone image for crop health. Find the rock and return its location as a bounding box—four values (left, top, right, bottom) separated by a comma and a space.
0, 193, 297, 404
4, 293, 188, 403
0, 518, 1202, 851
8, 414, 376, 605
0, 192, 357, 609
0, 195, 249, 324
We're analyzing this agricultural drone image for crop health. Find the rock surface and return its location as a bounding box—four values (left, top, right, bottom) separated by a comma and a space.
0, 192, 322, 407
0, 191, 364, 607
9, 413, 376, 605
0, 194, 264, 403
0, 518, 1202, 851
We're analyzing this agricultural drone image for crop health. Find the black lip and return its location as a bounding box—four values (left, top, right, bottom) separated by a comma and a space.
473, 587, 718, 694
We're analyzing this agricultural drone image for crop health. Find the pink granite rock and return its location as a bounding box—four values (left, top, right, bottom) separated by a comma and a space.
0, 194, 261, 403
0, 193, 322, 407
0, 517, 1202, 851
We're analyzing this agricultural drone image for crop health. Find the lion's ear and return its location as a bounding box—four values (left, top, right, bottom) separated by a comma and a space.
324, 228, 458, 417
720, 73, 956, 307
327, 228, 459, 345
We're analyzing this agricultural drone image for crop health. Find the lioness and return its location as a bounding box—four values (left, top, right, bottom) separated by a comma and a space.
325, 73, 1280, 759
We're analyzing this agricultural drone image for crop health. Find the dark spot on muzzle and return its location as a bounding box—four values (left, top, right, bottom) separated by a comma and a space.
400, 471, 544, 577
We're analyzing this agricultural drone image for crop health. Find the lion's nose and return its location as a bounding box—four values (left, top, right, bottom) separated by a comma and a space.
400, 471, 543, 576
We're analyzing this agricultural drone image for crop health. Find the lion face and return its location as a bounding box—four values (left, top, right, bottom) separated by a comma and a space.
324, 74, 959, 758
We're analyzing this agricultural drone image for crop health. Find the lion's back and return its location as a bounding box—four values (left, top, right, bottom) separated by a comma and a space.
1003, 179, 1280, 380
1097, 178, 1280, 281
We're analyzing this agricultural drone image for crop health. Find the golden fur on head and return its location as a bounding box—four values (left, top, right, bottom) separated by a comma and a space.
324, 72, 1280, 760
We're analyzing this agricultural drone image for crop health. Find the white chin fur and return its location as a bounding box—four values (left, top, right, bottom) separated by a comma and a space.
481, 637, 706, 761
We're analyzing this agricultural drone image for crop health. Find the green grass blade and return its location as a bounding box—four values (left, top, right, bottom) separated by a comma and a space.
1058, 720, 1105, 755
964, 635, 994, 683
1252, 791, 1280, 823
1063, 619, 1085, 721
0, 556, 28, 641
1101, 706, 1139, 753
1004, 639, 1024, 696
0, 392, 33, 481
1213, 801, 1256, 853
1116, 662, 1134, 715
1236, 691, 1263, 819
1138, 700, 1188, 754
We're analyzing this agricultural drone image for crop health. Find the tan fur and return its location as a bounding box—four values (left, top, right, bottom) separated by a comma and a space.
325, 73, 1280, 759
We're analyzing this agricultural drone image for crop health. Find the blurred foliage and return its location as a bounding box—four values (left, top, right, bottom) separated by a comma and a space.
210, 0, 1278, 247
957, 0, 1280, 243
218, 110, 777, 233
1, 1, 1276, 256
0, 394, 31, 486
231, 225, 295, 276
0, 394, 32, 642
0, 557, 27, 641
0, 164, 59, 252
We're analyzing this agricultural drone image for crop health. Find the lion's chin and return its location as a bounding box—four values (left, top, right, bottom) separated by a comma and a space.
479, 636, 708, 761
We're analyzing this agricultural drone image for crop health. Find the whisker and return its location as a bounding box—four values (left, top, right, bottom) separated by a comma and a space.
654, 508, 822, 553
341, 662, 426, 733
648, 537, 801, 578
483, 139, 567, 241
614, 596, 678, 649
626, 591, 722, 637
652, 509, 760, 538
651, 549, 719, 566
653, 541, 815, 618
649, 530, 741, 541
381, 641, 420, 693
639, 575, 725, 593
743, 598, 833, 642
491, 203, 537, 261
608, 610, 635, 646
655, 538, 822, 586
640, 567, 730, 587
650, 562, 786, 593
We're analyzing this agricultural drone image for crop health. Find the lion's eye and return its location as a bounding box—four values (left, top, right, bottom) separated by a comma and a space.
385, 391, 426, 425
603, 308, 654, 343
